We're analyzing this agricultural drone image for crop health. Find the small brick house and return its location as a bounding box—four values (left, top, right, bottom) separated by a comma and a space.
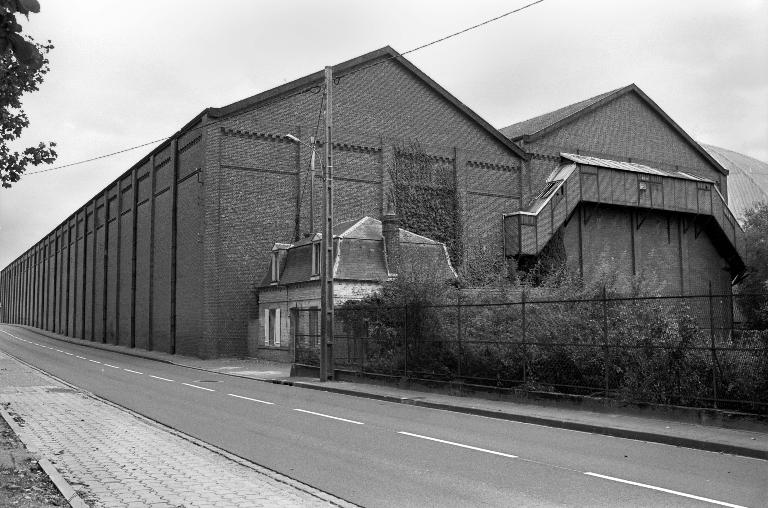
255, 215, 456, 361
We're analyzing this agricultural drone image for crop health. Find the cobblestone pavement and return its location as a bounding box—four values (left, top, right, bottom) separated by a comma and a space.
0, 351, 349, 508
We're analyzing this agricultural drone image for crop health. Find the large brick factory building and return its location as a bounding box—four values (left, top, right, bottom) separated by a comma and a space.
0, 47, 745, 359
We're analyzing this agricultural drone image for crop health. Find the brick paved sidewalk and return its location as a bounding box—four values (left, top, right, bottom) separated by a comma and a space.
0, 351, 351, 508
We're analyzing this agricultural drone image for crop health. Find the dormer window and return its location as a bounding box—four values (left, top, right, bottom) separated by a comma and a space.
311, 241, 321, 276
271, 251, 279, 283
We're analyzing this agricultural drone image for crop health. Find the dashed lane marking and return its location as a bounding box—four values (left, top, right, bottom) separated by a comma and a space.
88, 360, 101, 364
182, 382, 215, 392
123, 369, 143, 375
398, 431, 518, 458
227, 393, 274, 405
583, 472, 747, 508
103, 364, 119, 369
149, 375, 175, 382
75, 356, 86, 360
64, 352, 74, 356
293, 409, 364, 425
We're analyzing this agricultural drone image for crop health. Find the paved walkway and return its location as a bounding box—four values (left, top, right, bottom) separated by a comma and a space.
0, 350, 351, 508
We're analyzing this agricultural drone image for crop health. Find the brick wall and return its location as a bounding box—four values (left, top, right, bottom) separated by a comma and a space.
0, 123, 205, 357
561, 203, 732, 298
202, 57, 521, 358
1, 55, 523, 359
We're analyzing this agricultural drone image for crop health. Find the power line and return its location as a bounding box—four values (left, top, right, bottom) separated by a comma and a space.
25, 0, 544, 177
26, 137, 169, 175
335, 0, 545, 80
26, 85, 321, 176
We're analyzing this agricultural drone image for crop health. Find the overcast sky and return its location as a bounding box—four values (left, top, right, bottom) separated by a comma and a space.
1, 0, 766, 268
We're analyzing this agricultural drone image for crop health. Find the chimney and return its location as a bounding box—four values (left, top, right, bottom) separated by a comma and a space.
382, 213, 401, 275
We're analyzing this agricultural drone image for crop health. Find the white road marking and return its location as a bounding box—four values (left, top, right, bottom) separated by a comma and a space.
584, 472, 747, 508
55, 349, 63, 353
103, 364, 119, 369
64, 352, 74, 356
182, 382, 215, 392
398, 431, 517, 458
293, 409, 364, 425
75, 355, 86, 360
123, 369, 143, 375
149, 375, 175, 382
88, 360, 101, 364
228, 393, 274, 405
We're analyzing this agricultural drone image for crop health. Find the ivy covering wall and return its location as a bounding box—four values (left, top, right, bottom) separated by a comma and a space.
390, 144, 463, 264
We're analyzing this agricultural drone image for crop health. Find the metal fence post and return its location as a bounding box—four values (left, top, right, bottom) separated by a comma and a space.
603, 285, 609, 396
521, 291, 527, 385
457, 293, 462, 378
709, 281, 718, 409
403, 304, 408, 378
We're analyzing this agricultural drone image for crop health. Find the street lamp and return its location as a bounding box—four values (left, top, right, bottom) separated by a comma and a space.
285, 134, 317, 234
285, 129, 332, 382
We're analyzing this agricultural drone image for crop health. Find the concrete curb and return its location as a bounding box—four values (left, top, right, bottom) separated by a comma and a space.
13, 325, 174, 364
7, 324, 767, 461
273, 380, 768, 461
0, 405, 89, 508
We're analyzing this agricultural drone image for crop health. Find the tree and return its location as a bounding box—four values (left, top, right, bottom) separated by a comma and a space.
738, 201, 768, 329
1, 0, 56, 188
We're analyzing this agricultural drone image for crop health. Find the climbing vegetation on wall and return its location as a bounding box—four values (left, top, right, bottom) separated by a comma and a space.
389, 142, 463, 264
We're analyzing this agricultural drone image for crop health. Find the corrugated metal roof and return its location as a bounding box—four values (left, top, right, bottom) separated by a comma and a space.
703, 144, 768, 221
560, 153, 709, 182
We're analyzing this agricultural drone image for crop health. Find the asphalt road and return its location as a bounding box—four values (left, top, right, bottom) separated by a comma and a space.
1, 325, 766, 507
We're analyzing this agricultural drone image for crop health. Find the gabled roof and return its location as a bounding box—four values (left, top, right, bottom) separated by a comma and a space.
499, 84, 727, 176
208, 46, 527, 160
500, 87, 622, 141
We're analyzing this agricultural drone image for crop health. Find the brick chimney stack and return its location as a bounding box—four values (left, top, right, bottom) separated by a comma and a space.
382, 213, 401, 275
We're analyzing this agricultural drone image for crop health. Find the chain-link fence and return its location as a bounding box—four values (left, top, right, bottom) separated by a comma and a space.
293, 292, 768, 414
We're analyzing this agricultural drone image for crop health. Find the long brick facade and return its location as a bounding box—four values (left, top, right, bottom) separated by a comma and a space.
0, 51, 745, 359
0, 47, 524, 358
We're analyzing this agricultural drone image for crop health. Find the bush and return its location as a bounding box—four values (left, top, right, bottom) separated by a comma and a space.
337, 257, 768, 413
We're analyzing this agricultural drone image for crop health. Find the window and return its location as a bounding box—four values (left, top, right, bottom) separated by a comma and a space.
264, 308, 281, 346
271, 251, 279, 283
311, 242, 321, 276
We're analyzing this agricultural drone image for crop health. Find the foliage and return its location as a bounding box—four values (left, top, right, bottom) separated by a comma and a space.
736, 201, 768, 329
389, 142, 462, 264
337, 258, 768, 413
1, 0, 56, 188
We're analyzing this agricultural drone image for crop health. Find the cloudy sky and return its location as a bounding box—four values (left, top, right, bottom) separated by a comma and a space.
1, 0, 766, 268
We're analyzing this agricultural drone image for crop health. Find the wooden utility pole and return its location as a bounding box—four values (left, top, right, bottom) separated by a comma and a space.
320, 66, 335, 382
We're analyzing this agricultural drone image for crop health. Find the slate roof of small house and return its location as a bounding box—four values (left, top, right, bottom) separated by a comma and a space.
258, 217, 456, 288
499, 84, 727, 176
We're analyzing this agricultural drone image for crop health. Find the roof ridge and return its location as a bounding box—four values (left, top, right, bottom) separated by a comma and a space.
499, 85, 630, 140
